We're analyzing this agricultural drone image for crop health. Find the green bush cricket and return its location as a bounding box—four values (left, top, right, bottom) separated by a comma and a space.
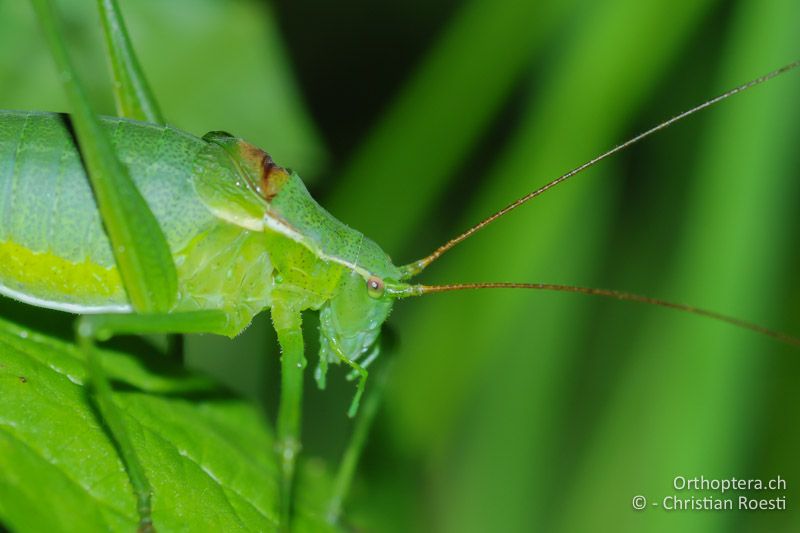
2, 0, 798, 530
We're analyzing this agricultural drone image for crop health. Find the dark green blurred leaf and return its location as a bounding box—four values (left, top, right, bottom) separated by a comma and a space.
329, 0, 575, 250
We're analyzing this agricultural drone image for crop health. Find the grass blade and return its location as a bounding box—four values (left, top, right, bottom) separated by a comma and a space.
31, 0, 177, 313
555, 1, 800, 531
387, 0, 718, 530
96, 0, 164, 123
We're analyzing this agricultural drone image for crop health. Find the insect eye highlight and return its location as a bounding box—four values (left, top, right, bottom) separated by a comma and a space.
366, 276, 385, 298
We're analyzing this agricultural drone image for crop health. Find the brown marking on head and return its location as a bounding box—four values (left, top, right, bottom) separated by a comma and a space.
259, 152, 289, 202
236, 141, 289, 202
18, 376, 27, 384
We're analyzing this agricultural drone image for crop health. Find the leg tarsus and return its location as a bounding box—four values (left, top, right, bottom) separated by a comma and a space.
345, 343, 380, 380
327, 337, 369, 418
346, 364, 367, 419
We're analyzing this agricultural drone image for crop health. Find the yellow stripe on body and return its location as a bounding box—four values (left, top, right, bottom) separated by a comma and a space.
0, 239, 127, 312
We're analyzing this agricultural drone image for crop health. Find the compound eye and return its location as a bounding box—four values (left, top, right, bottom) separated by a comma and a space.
366, 276, 385, 298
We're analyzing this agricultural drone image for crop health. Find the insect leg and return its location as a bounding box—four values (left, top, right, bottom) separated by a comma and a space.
314, 346, 329, 390
75, 310, 228, 530
346, 342, 381, 380
271, 297, 306, 528
327, 360, 390, 524
327, 336, 369, 418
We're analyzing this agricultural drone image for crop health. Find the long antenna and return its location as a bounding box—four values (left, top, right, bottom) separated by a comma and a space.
403, 282, 800, 348
400, 60, 800, 278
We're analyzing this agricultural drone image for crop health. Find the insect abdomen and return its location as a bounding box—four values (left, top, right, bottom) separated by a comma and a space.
0, 111, 120, 309
0, 110, 265, 317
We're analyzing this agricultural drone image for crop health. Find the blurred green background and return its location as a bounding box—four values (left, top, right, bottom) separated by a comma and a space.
1, 0, 799, 531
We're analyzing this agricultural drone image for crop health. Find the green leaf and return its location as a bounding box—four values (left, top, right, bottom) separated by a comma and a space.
0, 317, 339, 532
